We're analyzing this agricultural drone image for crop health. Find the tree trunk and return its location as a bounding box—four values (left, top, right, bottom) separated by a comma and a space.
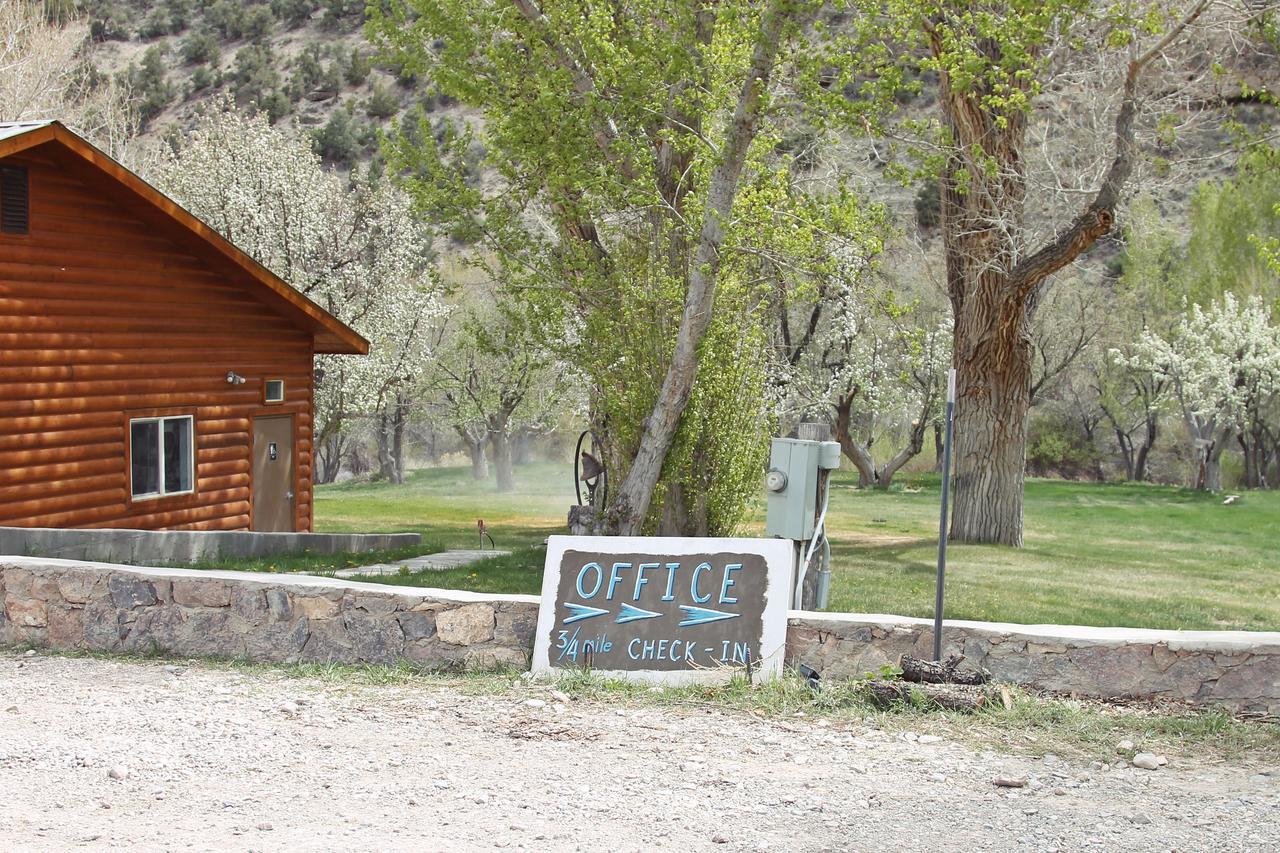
316, 430, 345, 485
1134, 414, 1157, 483
490, 430, 514, 493
932, 422, 944, 473
376, 414, 396, 482
513, 429, 533, 465
390, 394, 409, 484
460, 430, 488, 481
1115, 428, 1137, 481
948, 354, 1032, 546
657, 483, 693, 537
605, 0, 796, 535
834, 396, 876, 486
833, 390, 930, 490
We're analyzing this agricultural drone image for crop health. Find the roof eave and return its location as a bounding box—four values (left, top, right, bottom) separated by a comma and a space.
0, 121, 370, 356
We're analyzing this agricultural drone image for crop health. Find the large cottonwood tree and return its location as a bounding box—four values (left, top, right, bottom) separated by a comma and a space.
825, 0, 1231, 544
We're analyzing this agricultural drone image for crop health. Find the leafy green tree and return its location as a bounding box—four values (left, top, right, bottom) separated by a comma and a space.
1186, 147, 1280, 306
819, 0, 1223, 544
372, 0, 888, 536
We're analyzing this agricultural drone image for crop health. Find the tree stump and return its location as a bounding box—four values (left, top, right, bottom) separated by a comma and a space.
900, 654, 989, 686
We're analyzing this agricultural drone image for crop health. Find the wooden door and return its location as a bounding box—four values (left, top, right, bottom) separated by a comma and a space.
252, 416, 295, 532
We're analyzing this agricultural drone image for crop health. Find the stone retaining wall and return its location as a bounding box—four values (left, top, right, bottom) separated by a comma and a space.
0, 557, 535, 670
0, 527, 422, 564
786, 613, 1280, 715
3, 558, 1277, 714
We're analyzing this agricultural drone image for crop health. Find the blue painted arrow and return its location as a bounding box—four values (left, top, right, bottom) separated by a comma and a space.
616, 602, 661, 624
563, 602, 610, 624
678, 605, 739, 627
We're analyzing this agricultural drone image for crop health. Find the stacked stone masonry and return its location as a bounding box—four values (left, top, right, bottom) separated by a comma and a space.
2, 558, 1276, 714
0, 558, 536, 671
785, 613, 1280, 716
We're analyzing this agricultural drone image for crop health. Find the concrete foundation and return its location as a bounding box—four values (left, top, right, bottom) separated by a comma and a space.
0, 527, 421, 565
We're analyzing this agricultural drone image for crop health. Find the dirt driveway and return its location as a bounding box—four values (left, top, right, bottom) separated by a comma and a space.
0, 651, 1275, 852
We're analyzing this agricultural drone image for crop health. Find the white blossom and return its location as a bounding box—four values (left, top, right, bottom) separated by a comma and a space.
151, 104, 445, 441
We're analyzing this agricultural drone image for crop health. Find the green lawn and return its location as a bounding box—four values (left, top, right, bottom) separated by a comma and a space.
314, 463, 1280, 632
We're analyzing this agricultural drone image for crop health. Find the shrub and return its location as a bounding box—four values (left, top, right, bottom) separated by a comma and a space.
1027, 411, 1101, 480
364, 80, 400, 119
121, 46, 175, 126
914, 178, 941, 231
241, 3, 276, 41
320, 0, 363, 29
181, 28, 221, 65
312, 108, 361, 164
345, 47, 371, 86
290, 44, 323, 95
318, 62, 344, 99
232, 43, 282, 111
165, 0, 195, 32
189, 64, 218, 95
137, 8, 173, 39
271, 0, 317, 28
262, 89, 292, 124
87, 1, 133, 41
206, 0, 246, 40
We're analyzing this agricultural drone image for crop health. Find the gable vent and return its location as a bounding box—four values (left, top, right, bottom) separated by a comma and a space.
1, 166, 29, 234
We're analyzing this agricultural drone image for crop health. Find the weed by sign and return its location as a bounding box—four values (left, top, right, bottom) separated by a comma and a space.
531, 536, 793, 685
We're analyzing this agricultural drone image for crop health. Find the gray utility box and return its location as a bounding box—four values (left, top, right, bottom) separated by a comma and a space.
765, 438, 841, 540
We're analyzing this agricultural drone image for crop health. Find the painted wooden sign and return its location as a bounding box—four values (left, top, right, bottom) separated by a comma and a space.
531, 536, 794, 685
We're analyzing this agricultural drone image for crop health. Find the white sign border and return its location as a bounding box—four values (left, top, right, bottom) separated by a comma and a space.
531, 535, 796, 686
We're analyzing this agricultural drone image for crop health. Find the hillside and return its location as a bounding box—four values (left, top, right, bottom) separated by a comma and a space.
76, 0, 1272, 248
78, 0, 437, 170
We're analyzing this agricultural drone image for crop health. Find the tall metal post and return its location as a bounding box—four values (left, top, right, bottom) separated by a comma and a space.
933, 369, 956, 662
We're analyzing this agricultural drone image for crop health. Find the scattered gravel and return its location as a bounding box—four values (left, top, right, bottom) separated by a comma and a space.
1, 651, 1277, 851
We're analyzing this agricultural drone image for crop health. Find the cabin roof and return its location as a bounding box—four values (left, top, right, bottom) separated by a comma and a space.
0, 120, 368, 355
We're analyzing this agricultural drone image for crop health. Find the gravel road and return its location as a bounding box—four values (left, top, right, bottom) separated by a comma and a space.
0, 651, 1276, 852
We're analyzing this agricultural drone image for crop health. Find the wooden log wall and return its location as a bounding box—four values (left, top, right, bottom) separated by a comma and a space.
0, 147, 317, 532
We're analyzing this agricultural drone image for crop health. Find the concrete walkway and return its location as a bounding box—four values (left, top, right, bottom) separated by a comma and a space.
333, 548, 511, 579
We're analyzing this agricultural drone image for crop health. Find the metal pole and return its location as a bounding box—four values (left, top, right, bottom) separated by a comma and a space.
933, 369, 956, 662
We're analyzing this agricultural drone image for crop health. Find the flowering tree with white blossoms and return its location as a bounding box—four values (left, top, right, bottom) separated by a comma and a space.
153, 103, 445, 482
774, 268, 951, 489
1120, 293, 1280, 490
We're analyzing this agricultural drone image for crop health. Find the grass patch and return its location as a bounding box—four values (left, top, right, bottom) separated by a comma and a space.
176, 543, 444, 576
342, 545, 546, 595
302, 463, 1279, 631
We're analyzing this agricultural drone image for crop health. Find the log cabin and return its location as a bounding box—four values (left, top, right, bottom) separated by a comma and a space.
0, 121, 367, 533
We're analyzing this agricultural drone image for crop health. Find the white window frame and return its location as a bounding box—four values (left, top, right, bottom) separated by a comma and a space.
264, 378, 286, 404
129, 415, 195, 501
